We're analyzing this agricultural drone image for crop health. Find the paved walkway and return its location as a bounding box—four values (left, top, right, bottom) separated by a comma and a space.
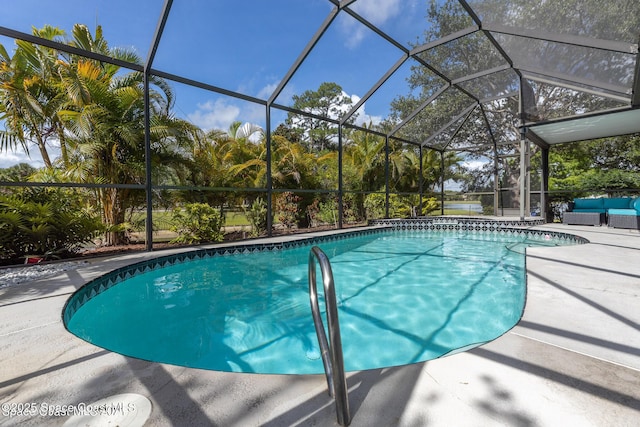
0, 223, 639, 426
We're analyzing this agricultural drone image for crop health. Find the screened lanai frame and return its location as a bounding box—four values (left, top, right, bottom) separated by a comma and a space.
1, 0, 639, 251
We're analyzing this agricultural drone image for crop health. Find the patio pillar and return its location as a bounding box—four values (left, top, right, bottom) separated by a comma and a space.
266, 107, 273, 236
519, 128, 527, 220
493, 150, 499, 217
143, 72, 153, 251
418, 145, 423, 216
541, 146, 550, 222
518, 75, 531, 221
338, 124, 343, 229
142, 0, 174, 252
440, 151, 445, 216
385, 135, 390, 218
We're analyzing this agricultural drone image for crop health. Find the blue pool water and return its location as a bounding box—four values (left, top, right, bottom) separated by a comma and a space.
65, 229, 574, 374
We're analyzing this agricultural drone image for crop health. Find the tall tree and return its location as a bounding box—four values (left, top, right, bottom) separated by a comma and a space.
181, 121, 266, 210
545, 135, 640, 195
56, 24, 194, 245
342, 125, 386, 192
285, 82, 354, 151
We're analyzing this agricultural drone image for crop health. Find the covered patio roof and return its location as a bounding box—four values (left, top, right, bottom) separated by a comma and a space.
529, 108, 640, 145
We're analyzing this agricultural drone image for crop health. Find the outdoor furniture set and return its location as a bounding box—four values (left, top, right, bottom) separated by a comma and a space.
563, 197, 640, 229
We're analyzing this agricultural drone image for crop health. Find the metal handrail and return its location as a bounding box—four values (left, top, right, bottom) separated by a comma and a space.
308, 246, 351, 426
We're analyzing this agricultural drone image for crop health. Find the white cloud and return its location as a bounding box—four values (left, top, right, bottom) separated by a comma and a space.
187, 99, 241, 132
443, 179, 462, 191
338, 0, 402, 48
0, 142, 49, 169
461, 160, 489, 170
0, 151, 28, 169
186, 88, 384, 138
340, 22, 368, 50
244, 103, 267, 126
186, 79, 285, 133
256, 82, 279, 100
353, 0, 402, 25
346, 93, 382, 127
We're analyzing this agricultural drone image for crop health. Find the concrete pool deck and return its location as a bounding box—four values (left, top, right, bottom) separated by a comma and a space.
0, 222, 639, 426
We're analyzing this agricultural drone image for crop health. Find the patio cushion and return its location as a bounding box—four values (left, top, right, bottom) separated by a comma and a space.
607, 209, 640, 216
573, 198, 604, 211
607, 199, 640, 216
602, 198, 633, 210
572, 198, 607, 213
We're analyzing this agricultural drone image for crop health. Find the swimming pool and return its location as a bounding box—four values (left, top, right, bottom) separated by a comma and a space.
64, 223, 585, 375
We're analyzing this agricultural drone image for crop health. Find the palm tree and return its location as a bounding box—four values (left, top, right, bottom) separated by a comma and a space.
57, 24, 193, 245
342, 125, 386, 192
388, 145, 421, 192
0, 26, 68, 168
222, 122, 266, 189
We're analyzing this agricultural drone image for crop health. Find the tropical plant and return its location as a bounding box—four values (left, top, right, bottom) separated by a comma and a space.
0, 187, 103, 262
317, 198, 340, 226
55, 24, 195, 245
422, 197, 440, 215
229, 131, 335, 227
244, 197, 268, 237
343, 125, 386, 192
0, 26, 69, 168
341, 193, 360, 224
170, 203, 224, 244
363, 193, 414, 220
276, 192, 302, 229
0, 163, 36, 185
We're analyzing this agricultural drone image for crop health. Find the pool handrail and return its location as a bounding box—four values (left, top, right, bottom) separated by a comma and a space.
308, 246, 351, 426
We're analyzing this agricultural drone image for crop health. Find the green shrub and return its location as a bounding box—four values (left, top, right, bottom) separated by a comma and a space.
0, 188, 103, 262
341, 193, 361, 224
317, 199, 338, 225
361, 193, 440, 219
306, 199, 320, 227
363, 193, 414, 219
244, 198, 268, 237
276, 192, 301, 229
171, 203, 224, 244
422, 197, 440, 215
363, 193, 388, 219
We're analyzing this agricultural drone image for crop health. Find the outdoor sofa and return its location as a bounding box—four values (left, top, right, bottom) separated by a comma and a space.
563, 197, 636, 226
607, 197, 640, 230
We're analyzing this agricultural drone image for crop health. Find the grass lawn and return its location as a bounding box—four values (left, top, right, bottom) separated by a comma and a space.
132, 209, 250, 228
132, 202, 487, 243
430, 200, 484, 216
442, 209, 477, 215
224, 210, 250, 226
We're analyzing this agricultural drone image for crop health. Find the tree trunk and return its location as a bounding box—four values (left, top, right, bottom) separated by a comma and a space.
33, 132, 52, 169
57, 126, 69, 169
102, 187, 128, 246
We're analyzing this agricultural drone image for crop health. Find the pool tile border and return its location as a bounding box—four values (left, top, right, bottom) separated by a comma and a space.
62, 220, 587, 325
62, 228, 381, 324
370, 218, 588, 244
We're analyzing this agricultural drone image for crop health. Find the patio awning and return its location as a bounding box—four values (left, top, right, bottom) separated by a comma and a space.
529, 108, 640, 145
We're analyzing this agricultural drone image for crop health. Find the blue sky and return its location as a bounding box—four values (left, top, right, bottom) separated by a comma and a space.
1, 0, 434, 168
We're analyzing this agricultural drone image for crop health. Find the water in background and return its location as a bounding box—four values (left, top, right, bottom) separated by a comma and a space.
444, 203, 483, 213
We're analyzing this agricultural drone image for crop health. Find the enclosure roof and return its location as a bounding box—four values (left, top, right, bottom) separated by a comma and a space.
1, 0, 639, 151
529, 109, 640, 145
